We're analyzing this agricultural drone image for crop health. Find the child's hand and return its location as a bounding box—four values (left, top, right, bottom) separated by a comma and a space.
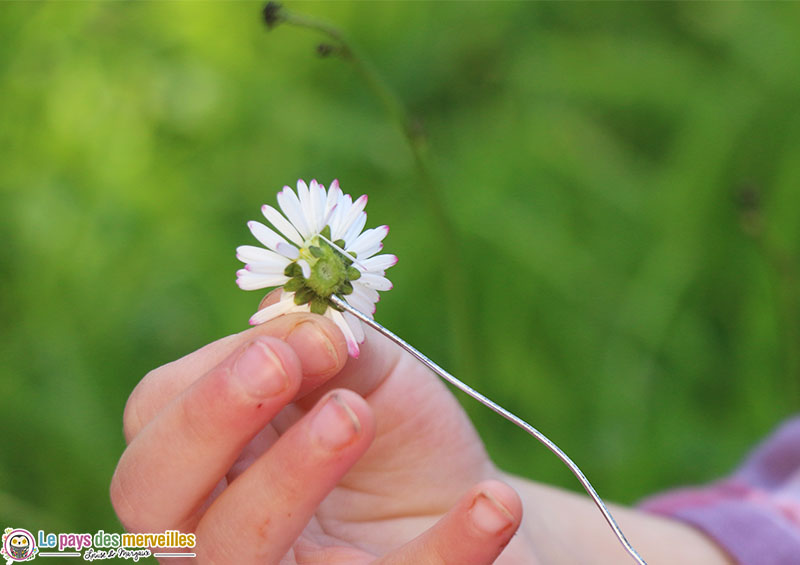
110, 311, 531, 563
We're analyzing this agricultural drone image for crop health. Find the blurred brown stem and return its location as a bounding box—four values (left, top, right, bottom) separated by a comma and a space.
270, 5, 479, 380
739, 187, 800, 409
763, 242, 800, 408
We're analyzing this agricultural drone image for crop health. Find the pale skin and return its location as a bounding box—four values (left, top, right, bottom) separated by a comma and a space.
111, 304, 735, 564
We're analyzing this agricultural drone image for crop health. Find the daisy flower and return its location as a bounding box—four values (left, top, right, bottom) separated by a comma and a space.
236, 179, 397, 357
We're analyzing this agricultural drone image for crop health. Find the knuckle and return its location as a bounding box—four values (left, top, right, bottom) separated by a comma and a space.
109, 465, 142, 532
122, 366, 169, 443
122, 383, 147, 443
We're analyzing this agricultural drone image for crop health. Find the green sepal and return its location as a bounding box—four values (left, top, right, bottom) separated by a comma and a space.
334, 239, 346, 249
310, 297, 329, 315
309, 246, 324, 258
284, 262, 302, 278
294, 287, 314, 305
320, 225, 332, 240
340, 280, 353, 295
346, 266, 361, 281
284, 277, 304, 292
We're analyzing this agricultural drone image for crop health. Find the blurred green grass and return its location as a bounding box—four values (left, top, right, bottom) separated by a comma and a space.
2, 0, 800, 543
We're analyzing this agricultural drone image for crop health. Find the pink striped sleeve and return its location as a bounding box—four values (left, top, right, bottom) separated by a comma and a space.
639, 417, 800, 565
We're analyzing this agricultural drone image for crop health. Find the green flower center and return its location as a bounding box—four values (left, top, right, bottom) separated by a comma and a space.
283, 226, 360, 315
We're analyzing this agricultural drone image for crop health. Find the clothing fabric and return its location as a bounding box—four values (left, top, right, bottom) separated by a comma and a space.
640, 417, 800, 565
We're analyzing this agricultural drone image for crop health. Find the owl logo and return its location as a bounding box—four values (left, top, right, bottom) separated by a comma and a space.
9, 535, 29, 559
1, 528, 37, 563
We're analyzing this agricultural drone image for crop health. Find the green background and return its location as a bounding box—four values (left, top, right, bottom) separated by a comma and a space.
2, 0, 800, 548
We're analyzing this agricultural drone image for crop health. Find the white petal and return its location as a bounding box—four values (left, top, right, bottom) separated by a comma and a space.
236, 245, 287, 265
324, 180, 341, 219
261, 205, 303, 246
277, 186, 311, 239
236, 271, 289, 291
357, 244, 383, 260
245, 255, 290, 274
298, 259, 311, 279
358, 272, 393, 291
345, 290, 376, 316
296, 179, 310, 210
343, 212, 367, 248
338, 195, 368, 240
316, 184, 328, 224
360, 253, 397, 272
351, 284, 380, 305
308, 180, 326, 233
248, 221, 290, 253
343, 310, 365, 343
329, 193, 352, 240
276, 242, 300, 260
297, 179, 317, 233
249, 294, 298, 325
349, 225, 388, 257
327, 309, 360, 358
322, 202, 338, 228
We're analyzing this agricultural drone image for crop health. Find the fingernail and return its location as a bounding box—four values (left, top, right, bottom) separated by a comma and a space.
234, 339, 290, 398
469, 492, 514, 535
286, 320, 339, 375
311, 393, 360, 450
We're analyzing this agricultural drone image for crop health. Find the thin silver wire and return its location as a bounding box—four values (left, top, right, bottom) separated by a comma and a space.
329, 294, 647, 564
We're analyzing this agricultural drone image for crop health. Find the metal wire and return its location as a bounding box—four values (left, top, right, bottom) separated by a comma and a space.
329, 294, 647, 564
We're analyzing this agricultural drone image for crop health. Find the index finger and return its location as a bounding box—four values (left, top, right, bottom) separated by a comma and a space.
123, 312, 347, 443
